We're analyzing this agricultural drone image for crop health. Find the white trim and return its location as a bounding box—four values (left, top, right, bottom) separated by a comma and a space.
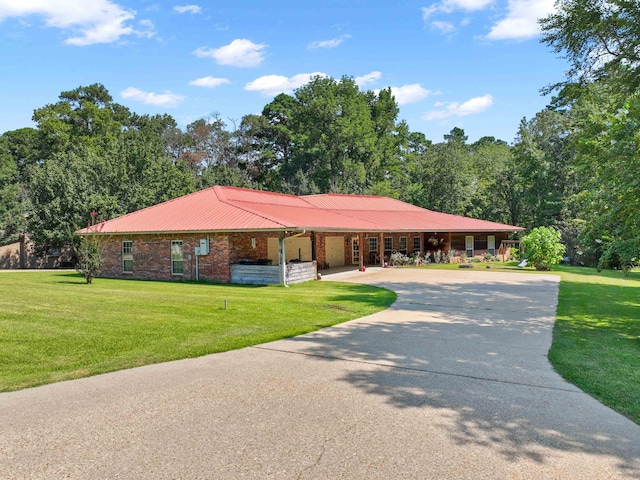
171, 240, 184, 275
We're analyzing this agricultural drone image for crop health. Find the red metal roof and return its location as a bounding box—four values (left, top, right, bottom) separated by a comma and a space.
78, 186, 523, 234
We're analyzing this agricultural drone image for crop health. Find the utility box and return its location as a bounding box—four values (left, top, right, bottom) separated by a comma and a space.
199, 238, 209, 255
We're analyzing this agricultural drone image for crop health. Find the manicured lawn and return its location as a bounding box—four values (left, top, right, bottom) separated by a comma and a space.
0, 271, 396, 392
549, 266, 640, 424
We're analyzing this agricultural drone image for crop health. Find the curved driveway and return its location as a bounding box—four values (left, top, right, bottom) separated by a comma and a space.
1, 268, 640, 479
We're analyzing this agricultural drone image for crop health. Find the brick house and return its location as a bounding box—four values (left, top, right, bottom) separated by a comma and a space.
80, 186, 523, 285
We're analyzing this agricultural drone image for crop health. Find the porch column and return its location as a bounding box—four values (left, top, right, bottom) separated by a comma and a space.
359, 232, 365, 271
379, 232, 384, 266
278, 232, 286, 284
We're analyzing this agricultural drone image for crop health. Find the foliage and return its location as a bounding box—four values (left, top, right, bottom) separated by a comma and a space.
0, 272, 395, 391
521, 226, 566, 271
540, 0, 640, 102
574, 91, 640, 273
73, 212, 107, 284
16, 85, 195, 253
0, 136, 25, 244
511, 109, 575, 230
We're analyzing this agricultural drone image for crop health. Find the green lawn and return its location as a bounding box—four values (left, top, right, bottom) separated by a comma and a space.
0, 272, 396, 392
2, 266, 639, 426
549, 266, 640, 424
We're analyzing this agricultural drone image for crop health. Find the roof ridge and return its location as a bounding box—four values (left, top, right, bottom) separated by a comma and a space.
216, 186, 291, 228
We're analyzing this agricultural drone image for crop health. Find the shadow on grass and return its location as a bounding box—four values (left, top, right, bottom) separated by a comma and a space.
278, 272, 640, 476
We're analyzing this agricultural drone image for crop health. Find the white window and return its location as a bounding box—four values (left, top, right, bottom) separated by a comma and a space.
465, 236, 474, 258
413, 236, 421, 252
122, 240, 133, 273
399, 237, 407, 253
368, 237, 378, 253
384, 237, 393, 252
171, 240, 184, 275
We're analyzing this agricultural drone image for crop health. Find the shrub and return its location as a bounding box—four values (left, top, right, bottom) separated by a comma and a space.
73, 212, 107, 284
520, 226, 566, 271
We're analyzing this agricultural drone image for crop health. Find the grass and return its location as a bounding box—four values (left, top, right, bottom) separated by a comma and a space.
422, 261, 640, 424
549, 266, 640, 424
2, 265, 639, 426
0, 271, 396, 392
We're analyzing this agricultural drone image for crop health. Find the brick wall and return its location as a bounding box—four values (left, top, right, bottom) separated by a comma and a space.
101, 233, 231, 282
100, 230, 515, 282
229, 232, 272, 264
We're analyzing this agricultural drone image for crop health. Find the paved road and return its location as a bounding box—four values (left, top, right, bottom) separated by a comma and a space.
1, 268, 639, 479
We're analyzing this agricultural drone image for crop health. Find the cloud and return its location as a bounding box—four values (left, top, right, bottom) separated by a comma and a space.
355, 71, 382, 87
307, 34, 351, 49
422, 0, 494, 20
424, 94, 493, 120
389, 84, 432, 105
121, 87, 185, 107
0, 0, 154, 45
173, 5, 202, 14
193, 39, 267, 67
431, 21, 456, 33
188, 76, 231, 88
485, 0, 555, 40
245, 72, 327, 96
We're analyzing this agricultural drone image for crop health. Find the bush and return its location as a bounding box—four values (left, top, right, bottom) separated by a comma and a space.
520, 226, 566, 271
73, 212, 107, 284
598, 238, 638, 276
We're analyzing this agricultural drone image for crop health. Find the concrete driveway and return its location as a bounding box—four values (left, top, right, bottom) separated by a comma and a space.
1, 268, 639, 479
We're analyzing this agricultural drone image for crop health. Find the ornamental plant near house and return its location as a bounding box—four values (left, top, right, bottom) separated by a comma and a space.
74, 212, 107, 284
520, 226, 566, 271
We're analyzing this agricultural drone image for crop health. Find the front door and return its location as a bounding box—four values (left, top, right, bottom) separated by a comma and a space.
352, 237, 359, 265
465, 235, 474, 258
488, 235, 495, 256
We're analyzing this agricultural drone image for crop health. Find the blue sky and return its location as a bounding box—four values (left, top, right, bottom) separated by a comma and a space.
0, 0, 566, 143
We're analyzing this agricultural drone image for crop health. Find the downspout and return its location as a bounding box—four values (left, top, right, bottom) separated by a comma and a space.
281, 229, 306, 287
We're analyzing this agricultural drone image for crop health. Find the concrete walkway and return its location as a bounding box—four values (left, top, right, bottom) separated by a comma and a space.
1, 269, 639, 479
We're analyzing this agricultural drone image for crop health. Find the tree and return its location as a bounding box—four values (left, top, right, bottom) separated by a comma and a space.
521, 226, 566, 271
468, 137, 522, 226
573, 90, 640, 272
415, 128, 474, 215
0, 136, 24, 244
540, 0, 640, 102
73, 212, 106, 284
24, 85, 195, 253
511, 110, 574, 230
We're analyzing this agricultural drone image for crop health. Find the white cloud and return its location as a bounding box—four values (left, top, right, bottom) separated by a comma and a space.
485, 0, 555, 40
188, 76, 231, 88
422, 0, 494, 20
389, 84, 432, 105
355, 71, 382, 87
245, 72, 327, 96
424, 94, 493, 120
308, 34, 351, 49
193, 39, 266, 67
0, 0, 154, 45
173, 5, 202, 14
431, 21, 456, 33
121, 87, 185, 107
